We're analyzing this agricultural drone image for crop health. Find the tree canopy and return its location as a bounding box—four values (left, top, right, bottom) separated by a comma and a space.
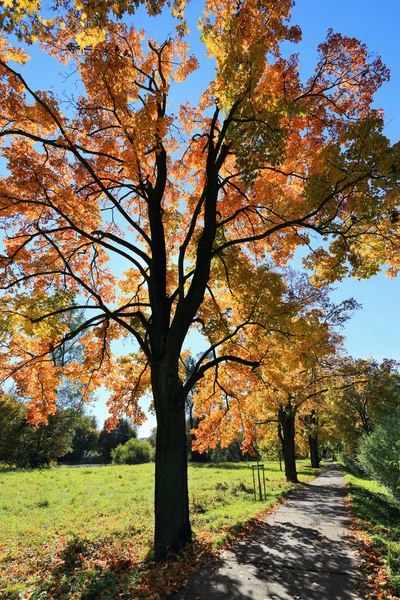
0, 0, 399, 558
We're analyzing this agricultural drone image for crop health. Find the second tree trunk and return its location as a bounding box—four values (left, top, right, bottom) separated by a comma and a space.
278, 401, 298, 483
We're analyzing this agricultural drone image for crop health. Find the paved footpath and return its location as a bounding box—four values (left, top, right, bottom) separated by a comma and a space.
173, 463, 361, 600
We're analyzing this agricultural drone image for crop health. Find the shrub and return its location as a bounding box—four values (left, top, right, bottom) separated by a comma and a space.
98, 418, 137, 463
357, 415, 400, 499
111, 438, 153, 465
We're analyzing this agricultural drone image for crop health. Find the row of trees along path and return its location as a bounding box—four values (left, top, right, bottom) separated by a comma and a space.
0, 0, 399, 559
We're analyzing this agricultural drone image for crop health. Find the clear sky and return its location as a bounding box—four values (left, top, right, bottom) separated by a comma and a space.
288, 0, 400, 363
4, 0, 400, 435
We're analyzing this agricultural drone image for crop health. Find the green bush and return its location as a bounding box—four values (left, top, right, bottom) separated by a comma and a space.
357, 415, 400, 499
98, 418, 137, 463
111, 438, 153, 465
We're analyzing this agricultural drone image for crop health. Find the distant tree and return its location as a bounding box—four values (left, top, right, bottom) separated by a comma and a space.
258, 430, 284, 470
51, 312, 97, 414
147, 427, 157, 449
22, 411, 75, 467
210, 439, 253, 462
61, 414, 99, 463
0, 394, 26, 465
97, 418, 137, 462
0, 395, 75, 467
330, 358, 400, 455
111, 438, 153, 465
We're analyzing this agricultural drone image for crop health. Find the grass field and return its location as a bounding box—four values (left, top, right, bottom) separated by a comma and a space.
345, 470, 400, 597
0, 460, 318, 599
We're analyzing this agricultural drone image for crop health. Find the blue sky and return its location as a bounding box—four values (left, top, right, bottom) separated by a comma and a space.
289, 0, 400, 364
3, 1, 400, 434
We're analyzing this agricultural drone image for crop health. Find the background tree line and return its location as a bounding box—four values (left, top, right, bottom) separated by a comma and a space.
2, 350, 399, 476
0, 395, 152, 468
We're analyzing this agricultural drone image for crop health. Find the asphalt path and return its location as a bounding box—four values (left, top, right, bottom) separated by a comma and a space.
173, 463, 361, 600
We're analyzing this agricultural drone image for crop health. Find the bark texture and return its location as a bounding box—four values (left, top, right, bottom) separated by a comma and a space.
308, 433, 320, 468
278, 402, 299, 483
153, 363, 192, 560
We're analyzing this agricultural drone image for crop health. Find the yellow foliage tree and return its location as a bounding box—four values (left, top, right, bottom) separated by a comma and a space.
0, 0, 399, 557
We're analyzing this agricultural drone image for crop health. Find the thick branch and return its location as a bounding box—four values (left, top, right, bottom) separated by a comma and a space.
184, 355, 259, 396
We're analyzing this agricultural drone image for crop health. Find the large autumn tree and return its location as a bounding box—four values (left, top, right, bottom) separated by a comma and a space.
0, 0, 399, 558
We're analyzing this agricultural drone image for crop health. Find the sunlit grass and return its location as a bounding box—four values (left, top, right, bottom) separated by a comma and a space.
0, 460, 318, 599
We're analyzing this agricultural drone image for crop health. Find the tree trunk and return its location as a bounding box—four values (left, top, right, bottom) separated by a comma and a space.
278, 403, 298, 483
308, 432, 320, 468
360, 407, 371, 435
305, 410, 320, 468
153, 362, 192, 560
278, 448, 283, 471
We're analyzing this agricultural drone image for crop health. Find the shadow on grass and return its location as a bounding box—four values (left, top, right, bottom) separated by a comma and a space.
347, 480, 400, 537
347, 475, 400, 596
5, 477, 299, 600
0, 465, 43, 474
297, 465, 320, 476
3, 464, 320, 599
7, 531, 217, 600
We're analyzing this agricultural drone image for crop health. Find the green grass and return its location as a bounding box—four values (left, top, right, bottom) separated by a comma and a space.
0, 460, 318, 599
345, 469, 400, 597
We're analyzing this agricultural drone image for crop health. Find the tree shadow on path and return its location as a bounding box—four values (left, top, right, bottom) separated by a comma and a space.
173, 464, 361, 600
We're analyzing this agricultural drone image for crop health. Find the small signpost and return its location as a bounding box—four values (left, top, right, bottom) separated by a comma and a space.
252, 463, 266, 501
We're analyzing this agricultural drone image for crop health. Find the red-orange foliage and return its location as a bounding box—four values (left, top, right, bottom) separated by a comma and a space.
190, 280, 347, 458
0, 0, 399, 556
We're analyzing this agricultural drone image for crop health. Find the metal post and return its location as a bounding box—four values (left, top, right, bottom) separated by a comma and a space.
263, 465, 266, 499
252, 464, 266, 501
